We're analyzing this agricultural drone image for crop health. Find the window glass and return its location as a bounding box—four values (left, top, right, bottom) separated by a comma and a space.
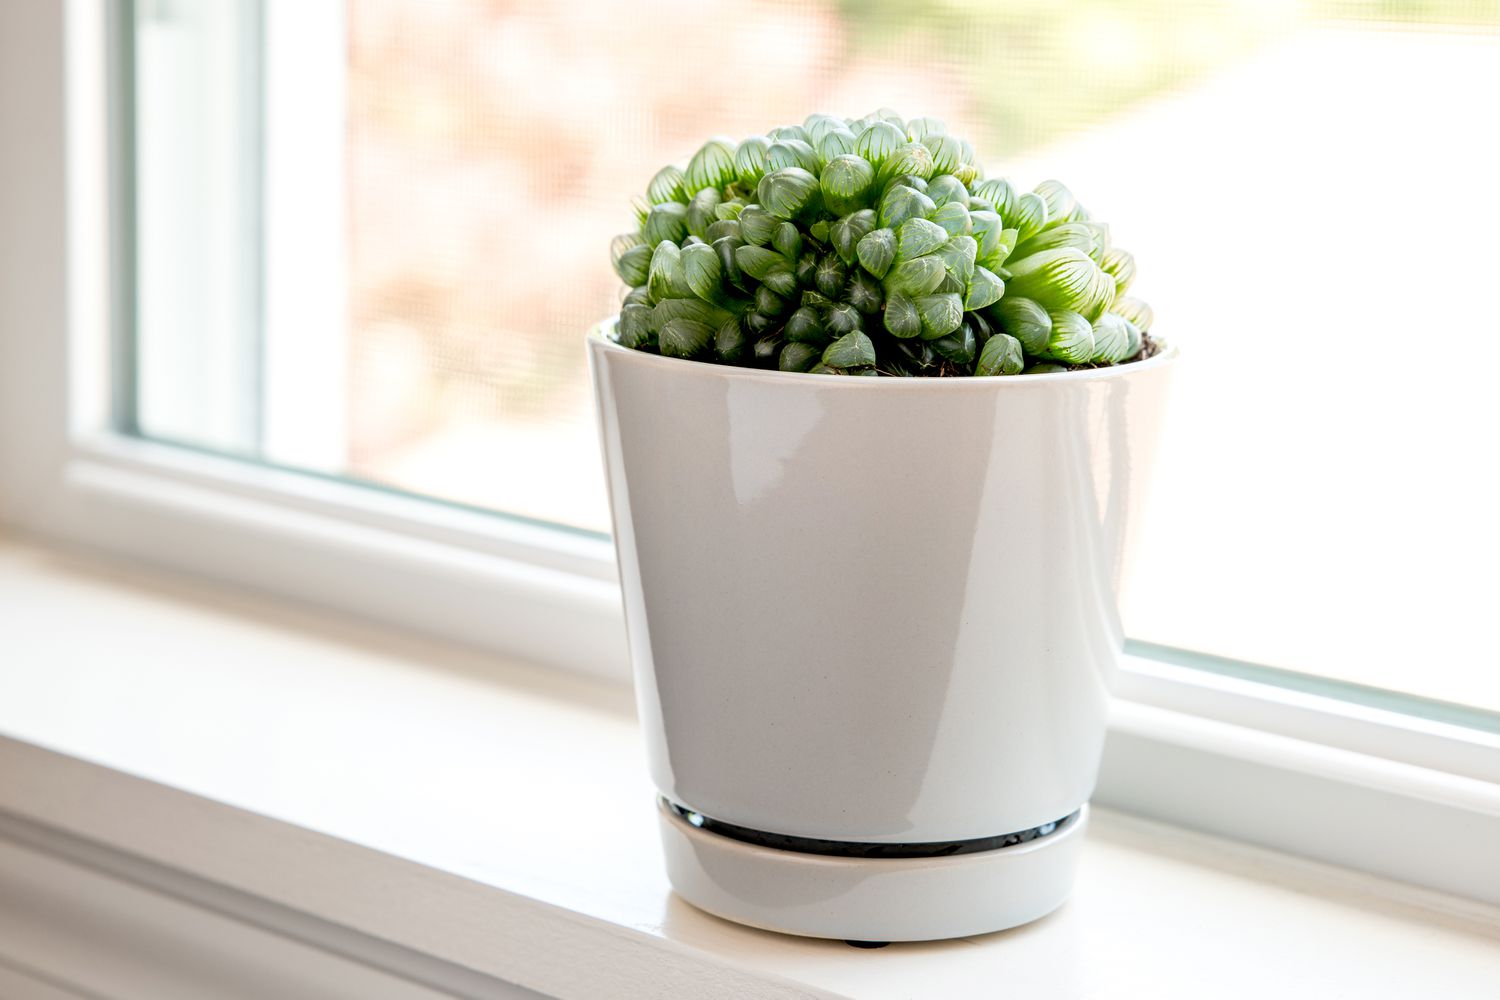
129, 0, 1500, 715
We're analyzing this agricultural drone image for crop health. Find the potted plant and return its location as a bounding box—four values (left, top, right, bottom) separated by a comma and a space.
589, 111, 1176, 943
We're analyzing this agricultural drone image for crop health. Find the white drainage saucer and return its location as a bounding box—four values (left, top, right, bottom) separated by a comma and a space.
657, 798, 1088, 942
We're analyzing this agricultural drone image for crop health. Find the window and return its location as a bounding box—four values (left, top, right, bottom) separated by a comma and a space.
121, 0, 1500, 723
2, 0, 1497, 909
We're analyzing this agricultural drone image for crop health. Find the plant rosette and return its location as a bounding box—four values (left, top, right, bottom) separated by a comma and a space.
590, 111, 1177, 942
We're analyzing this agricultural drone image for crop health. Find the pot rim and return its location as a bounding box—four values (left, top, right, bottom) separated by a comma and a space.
588, 318, 1178, 388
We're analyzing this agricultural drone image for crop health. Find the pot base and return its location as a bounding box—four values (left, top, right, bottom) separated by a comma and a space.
657, 799, 1089, 942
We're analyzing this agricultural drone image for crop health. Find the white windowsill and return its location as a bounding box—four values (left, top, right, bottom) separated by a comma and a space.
2, 534, 1498, 999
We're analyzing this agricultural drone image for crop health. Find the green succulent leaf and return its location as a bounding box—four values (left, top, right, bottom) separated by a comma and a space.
772, 221, 803, 260
654, 296, 732, 329
975, 332, 1025, 376
930, 321, 976, 364
785, 305, 828, 344
971, 178, 1017, 220
968, 308, 996, 345
905, 115, 946, 140
886, 254, 947, 298
763, 263, 798, 297
756, 167, 820, 220
989, 296, 1052, 355
884, 141, 936, 182
807, 113, 846, 141
1009, 192, 1048, 242
964, 266, 1005, 311
767, 138, 819, 174
831, 209, 876, 265
610, 232, 641, 264
779, 341, 821, 372
803, 113, 843, 138
934, 235, 977, 287
618, 303, 653, 349
896, 217, 949, 260
953, 139, 980, 184
646, 166, 687, 205
822, 330, 877, 369
685, 138, 738, 193
970, 211, 1004, 265
814, 254, 847, 298
614, 243, 652, 286
1091, 312, 1135, 364
715, 316, 747, 362
738, 204, 777, 247
752, 332, 782, 362
846, 270, 884, 313
659, 317, 714, 358
922, 134, 965, 176
686, 187, 723, 239
735, 244, 781, 281
1101, 247, 1136, 295
916, 292, 963, 340
1040, 309, 1095, 364
1112, 295, 1153, 333
883, 291, 921, 338
878, 184, 937, 230
1025, 362, 1068, 373
630, 195, 651, 226
926, 174, 969, 209
734, 137, 770, 187
854, 120, 905, 168
820, 154, 876, 216
992, 228, 1020, 271
642, 203, 689, 247
1033, 179, 1082, 225
755, 284, 787, 315
712, 235, 744, 285
647, 241, 682, 302
827, 303, 862, 335
856, 227, 897, 279
817, 127, 857, 165
680, 242, 724, 302
704, 219, 740, 244
1013, 221, 1104, 262
930, 201, 972, 239
1005, 247, 1115, 320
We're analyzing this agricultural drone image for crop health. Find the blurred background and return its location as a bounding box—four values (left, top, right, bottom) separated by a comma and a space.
129, 0, 1500, 715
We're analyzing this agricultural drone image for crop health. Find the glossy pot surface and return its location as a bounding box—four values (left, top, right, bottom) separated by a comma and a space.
590, 326, 1175, 843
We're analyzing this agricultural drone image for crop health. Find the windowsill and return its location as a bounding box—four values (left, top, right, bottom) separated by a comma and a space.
2, 535, 1497, 998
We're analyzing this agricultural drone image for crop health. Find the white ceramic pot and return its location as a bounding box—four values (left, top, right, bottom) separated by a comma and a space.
589, 324, 1176, 941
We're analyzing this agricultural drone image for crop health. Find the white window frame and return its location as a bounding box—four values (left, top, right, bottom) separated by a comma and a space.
2, 0, 1497, 906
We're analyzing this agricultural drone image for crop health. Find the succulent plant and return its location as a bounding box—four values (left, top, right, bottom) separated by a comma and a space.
609, 110, 1155, 376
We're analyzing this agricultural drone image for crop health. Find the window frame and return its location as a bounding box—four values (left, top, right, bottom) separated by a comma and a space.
2, 0, 1497, 906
